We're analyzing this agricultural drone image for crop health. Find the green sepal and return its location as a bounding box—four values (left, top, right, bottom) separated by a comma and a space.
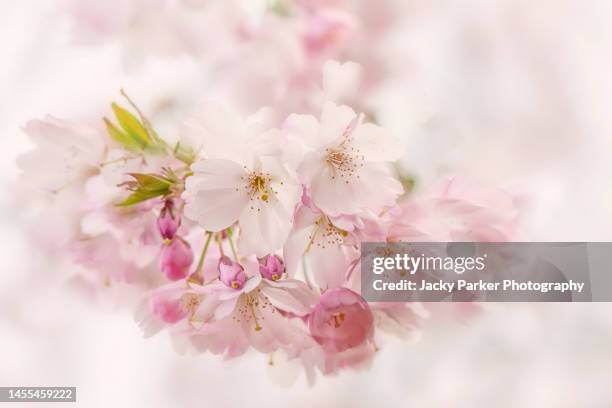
116, 173, 174, 207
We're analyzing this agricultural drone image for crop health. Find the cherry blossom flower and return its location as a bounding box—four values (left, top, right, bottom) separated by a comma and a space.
390, 176, 519, 242
136, 280, 206, 338
284, 203, 359, 290
189, 259, 318, 356
182, 104, 301, 257
284, 101, 404, 216
17, 116, 105, 193
308, 287, 374, 352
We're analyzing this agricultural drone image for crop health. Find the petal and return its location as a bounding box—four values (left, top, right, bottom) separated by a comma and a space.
308, 166, 362, 216
351, 122, 404, 162
214, 296, 240, 320
260, 280, 318, 316
307, 242, 359, 290
239, 199, 292, 257
180, 103, 246, 161
183, 159, 248, 231
319, 102, 356, 146
243, 275, 263, 293
283, 113, 320, 150
282, 206, 320, 276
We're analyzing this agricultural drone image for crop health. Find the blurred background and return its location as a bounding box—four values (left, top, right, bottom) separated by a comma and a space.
2, 0, 612, 406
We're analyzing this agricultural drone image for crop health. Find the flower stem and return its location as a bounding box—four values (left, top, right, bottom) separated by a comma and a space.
227, 229, 239, 261
195, 232, 213, 274
216, 233, 225, 257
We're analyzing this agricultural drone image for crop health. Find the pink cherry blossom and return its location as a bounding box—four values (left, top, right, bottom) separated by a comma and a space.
390, 176, 519, 242
284, 102, 404, 216
17, 116, 104, 193
190, 268, 318, 356
284, 204, 359, 290
308, 287, 374, 352
136, 281, 206, 338
182, 104, 301, 257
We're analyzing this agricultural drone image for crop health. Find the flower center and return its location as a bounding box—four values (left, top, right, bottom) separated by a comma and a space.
179, 292, 201, 318
331, 312, 346, 328
324, 135, 364, 182
306, 216, 349, 251
241, 171, 278, 208
233, 290, 273, 331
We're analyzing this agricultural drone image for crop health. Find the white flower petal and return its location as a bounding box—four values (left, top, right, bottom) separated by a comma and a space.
180, 103, 246, 161
214, 296, 240, 320
283, 206, 320, 276
283, 113, 320, 150
183, 159, 248, 231
319, 102, 356, 145
260, 281, 317, 316
352, 122, 404, 162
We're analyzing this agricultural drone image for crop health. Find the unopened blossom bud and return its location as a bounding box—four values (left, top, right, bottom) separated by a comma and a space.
218, 256, 247, 290
160, 238, 193, 281
308, 288, 374, 352
258, 254, 285, 281
157, 200, 181, 240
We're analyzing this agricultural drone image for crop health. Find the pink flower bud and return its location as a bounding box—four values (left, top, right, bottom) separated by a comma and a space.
258, 254, 285, 281
308, 288, 374, 352
160, 238, 193, 281
157, 200, 181, 240
218, 256, 247, 290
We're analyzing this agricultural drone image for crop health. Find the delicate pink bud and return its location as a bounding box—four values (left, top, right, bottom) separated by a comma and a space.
258, 254, 285, 281
157, 200, 181, 240
308, 288, 374, 352
160, 238, 193, 281
218, 256, 247, 290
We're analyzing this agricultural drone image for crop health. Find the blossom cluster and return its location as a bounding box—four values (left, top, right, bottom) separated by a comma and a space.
18, 88, 517, 383
17, 0, 520, 385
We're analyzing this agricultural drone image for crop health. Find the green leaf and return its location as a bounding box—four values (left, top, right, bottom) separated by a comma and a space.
116, 173, 173, 206
128, 173, 173, 192
117, 190, 163, 206
104, 118, 143, 152
112, 103, 152, 146
105, 101, 168, 154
